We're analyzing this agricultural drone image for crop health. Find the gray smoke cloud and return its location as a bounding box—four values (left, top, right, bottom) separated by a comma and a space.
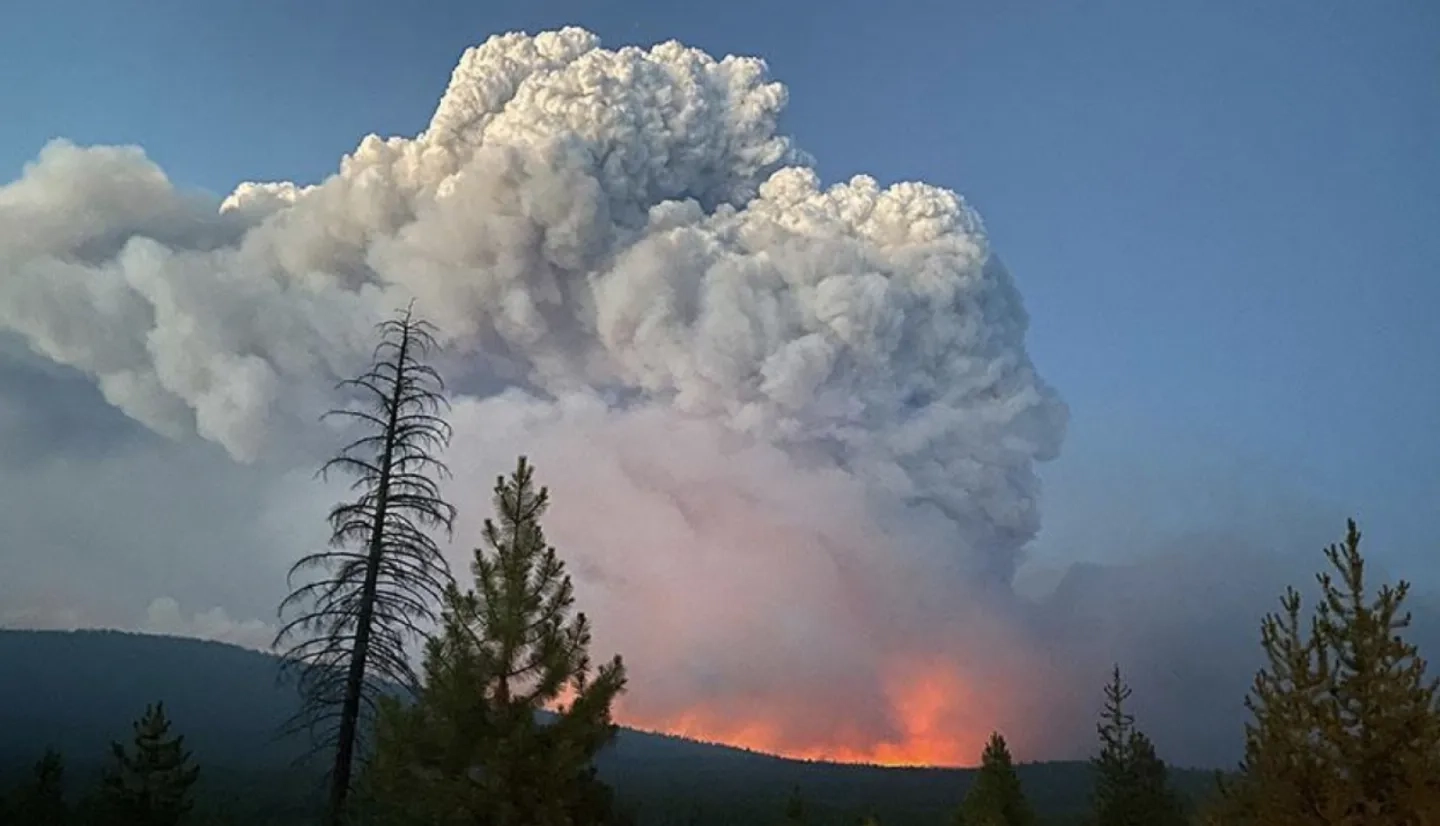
1, 27, 1421, 768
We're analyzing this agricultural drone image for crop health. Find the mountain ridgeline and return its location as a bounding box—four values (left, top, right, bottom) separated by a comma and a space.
0, 629, 1211, 825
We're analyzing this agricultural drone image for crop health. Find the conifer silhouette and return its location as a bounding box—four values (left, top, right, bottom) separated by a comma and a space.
783, 785, 809, 825
12, 748, 69, 826
362, 456, 627, 826
274, 303, 457, 826
1090, 666, 1183, 826
1209, 519, 1440, 824
956, 732, 1033, 826
99, 701, 201, 826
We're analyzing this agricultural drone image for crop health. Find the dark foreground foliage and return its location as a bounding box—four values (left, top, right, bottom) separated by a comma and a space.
0, 628, 1218, 825
358, 457, 628, 826
3, 519, 1435, 824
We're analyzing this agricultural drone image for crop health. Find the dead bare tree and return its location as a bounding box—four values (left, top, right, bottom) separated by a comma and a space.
274, 303, 457, 826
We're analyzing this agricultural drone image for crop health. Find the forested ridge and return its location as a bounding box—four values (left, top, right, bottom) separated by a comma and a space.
2, 310, 1435, 826
0, 627, 1209, 825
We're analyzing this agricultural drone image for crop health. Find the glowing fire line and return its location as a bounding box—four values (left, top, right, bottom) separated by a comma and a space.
612, 664, 988, 769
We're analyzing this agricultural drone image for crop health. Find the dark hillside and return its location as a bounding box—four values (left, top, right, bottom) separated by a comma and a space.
0, 629, 1219, 824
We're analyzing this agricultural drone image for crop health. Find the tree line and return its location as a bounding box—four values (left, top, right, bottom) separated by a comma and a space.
1, 701, 200, 825
5, 305, 1438, 825
932, 516, 1440, 826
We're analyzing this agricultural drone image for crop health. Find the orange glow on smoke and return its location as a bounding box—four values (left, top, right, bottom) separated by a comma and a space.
618, 662, 992, 768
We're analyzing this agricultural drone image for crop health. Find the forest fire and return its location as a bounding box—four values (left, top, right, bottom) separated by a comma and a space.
2, 19, 1066, 782
617, 663, 990, 769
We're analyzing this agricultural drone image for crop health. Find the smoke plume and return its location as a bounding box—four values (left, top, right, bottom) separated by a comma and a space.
4, 27, 1384, 768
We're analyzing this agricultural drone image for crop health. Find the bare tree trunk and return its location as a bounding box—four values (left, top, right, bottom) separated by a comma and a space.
325, 326, 409, 826
274, 305, 456, 826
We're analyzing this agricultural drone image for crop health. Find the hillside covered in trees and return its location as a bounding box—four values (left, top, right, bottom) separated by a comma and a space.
3, 307, 1438, 826
0, 628, 1212, 825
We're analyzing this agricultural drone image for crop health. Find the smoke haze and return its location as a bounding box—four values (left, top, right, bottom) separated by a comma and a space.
1, 27, 1429, 768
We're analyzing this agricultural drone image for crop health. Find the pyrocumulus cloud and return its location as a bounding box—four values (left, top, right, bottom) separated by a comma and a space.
5, 27, 1378, 768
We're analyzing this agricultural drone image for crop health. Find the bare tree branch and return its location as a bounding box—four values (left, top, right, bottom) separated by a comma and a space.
273, 302, 457, 826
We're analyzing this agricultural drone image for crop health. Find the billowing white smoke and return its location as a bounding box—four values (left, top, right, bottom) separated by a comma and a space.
0, 28, 1069, 761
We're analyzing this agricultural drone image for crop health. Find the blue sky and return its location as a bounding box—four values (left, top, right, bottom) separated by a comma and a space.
3, 0, 1436, 580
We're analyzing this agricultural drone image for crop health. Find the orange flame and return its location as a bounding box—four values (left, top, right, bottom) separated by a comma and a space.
617, 661, 992, 768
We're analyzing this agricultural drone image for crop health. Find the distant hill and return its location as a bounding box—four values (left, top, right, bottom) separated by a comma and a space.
0, 629, 1219, 825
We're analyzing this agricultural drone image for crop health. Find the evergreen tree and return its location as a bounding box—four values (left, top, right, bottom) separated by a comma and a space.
1089, 666, 1183, 826
1091, 664, 1135, 820
782, 785, 808, 825
98, 701, 201, 826
956, 732, 1033, 826
274, 304, 458, 826
1125, 732, 1186, 823
12, 748, 70, 826
361, 456, 628, 826
1209, 519, 1440, 824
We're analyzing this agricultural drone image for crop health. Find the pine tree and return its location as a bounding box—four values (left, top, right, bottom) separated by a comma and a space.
1092, 664, 1135, 821
1207, 581, 1344, 826
1127, 732, 1185, 823
956, 732, 1033, 826
274, 304, 458, 826
11, 748, 70, 826
1089, 666, 1184, 826
1210, 519, 1440, 824
98, 701, 201, 826
361, 456, 628, 826
783, 785, 808, 825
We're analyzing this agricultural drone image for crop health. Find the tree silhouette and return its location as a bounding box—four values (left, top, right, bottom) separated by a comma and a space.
783, 785, 808, 825
274, 303, 458, 826
956, 732, 1032, 826
1208, 519, 1440, 824
1090, 666, 1183, 826
362, 456, 627, 826
99, 701, 201, 826
1092, 665, 1135, 808
11, 748, 69, 826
